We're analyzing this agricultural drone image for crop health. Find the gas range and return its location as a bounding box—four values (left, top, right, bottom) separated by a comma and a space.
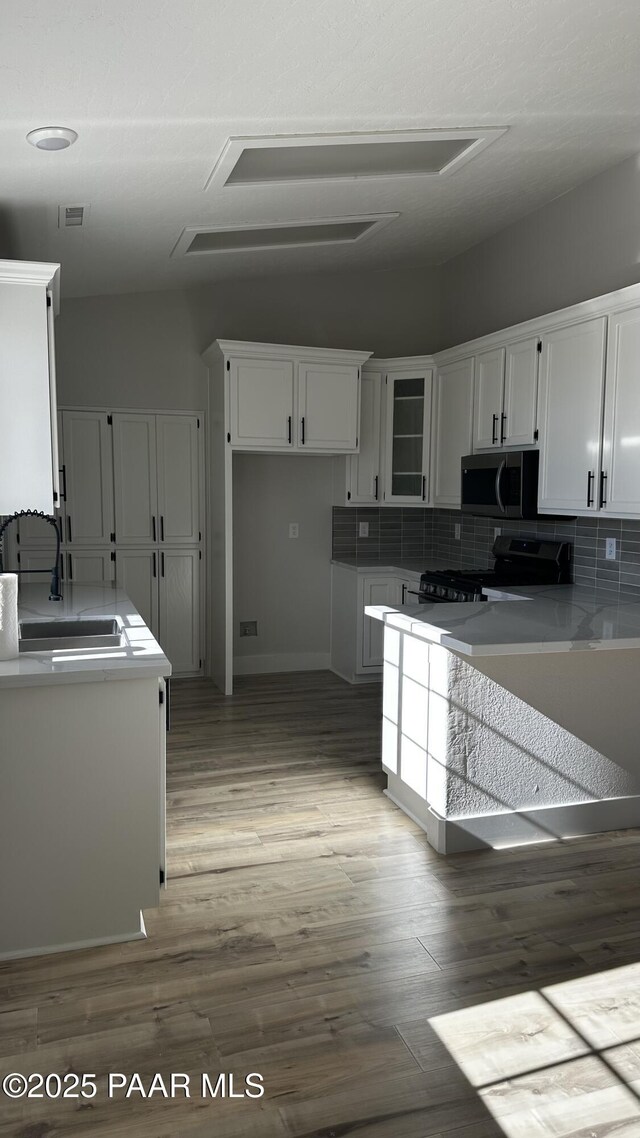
418, 536, 572, 604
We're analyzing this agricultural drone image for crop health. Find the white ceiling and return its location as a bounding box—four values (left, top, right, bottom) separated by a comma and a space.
2, 0, 640, 298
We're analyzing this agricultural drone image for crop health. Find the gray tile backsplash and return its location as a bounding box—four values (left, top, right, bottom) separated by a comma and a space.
332, 506, 640, 598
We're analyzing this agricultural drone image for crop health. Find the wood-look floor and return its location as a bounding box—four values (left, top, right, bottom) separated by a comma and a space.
2, 672, 640, 1137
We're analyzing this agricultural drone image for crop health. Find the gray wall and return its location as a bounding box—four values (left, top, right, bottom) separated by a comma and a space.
55, 264, 441, 411
440, 150, 640, 347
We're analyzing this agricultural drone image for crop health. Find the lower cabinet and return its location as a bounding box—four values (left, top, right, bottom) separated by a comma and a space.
116, 547, 201, 675
18, 546, 114, 584
330, 565, 420, 683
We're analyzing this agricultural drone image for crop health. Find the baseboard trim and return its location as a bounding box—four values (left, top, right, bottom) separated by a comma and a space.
233, 652, 331, 676
0, 912, 147, 962
384, 776, 640, 854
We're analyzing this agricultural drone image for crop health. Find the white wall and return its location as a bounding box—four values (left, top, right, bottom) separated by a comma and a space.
55, 264, 442, 410
440, 151, 640, 347
232, 454, 334, 673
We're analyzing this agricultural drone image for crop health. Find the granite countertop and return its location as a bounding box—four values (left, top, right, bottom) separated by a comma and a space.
0, 583, 171, 688
365, 583, 640, 656
331, 557, 452, 575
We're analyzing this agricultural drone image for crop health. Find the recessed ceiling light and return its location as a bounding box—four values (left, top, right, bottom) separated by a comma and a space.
26, 126, 78, 151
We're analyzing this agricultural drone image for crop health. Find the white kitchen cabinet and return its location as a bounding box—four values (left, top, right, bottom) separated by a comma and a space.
112, 414, 158, 544
16, 547, 62, 585
66, 548, 115, 584
383, 368, 433, 504
229, 357, 295, 449
473, 339, 539, 450
60, 411, 115, 545
156, 415, 201, 543
116, 547, 201, 675
361, 575, 399, 668
432, 357, 474, 506
330, 565, 421, 682
0, 261, 60, 516
537, 318, 607, 513
601, 306, 640, 516
298, 362, 359, 451
346, 369, 382, 503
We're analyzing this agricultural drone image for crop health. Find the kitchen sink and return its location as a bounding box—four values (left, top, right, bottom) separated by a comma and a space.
19, 618, 123, 652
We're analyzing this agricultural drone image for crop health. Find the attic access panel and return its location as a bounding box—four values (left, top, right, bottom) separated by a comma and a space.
171, 213, 399, 257
206, 128, 507, 190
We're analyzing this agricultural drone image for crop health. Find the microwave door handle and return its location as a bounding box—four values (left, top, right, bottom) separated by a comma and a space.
495, 459, 507, 514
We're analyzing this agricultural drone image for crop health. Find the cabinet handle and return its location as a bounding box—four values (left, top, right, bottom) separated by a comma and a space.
301, 416, 305, 445
152, 515, 156, 541
374, 475, 379, 501
402, 584, 407, 604
153, 552, 157, 578
67, 515, 72, 543
492, 414, 498, 444
161, 552, 165, 577
587, 470, 595, 507
422, 475, 426, 501
599, 471, 608, 508
60, 464, 67, 502
67, 553, 73, 580
500, 413, 507, 445
287, 416, 292, 444
160, 515, 165, 541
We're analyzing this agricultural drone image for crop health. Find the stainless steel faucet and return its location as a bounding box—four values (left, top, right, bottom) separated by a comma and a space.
0, 511, 62, 600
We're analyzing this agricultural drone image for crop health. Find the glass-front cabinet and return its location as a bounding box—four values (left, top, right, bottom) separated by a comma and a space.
383, 368, 433, 503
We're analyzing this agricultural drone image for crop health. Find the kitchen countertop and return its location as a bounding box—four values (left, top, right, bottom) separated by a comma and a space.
366, 583, 640, 656
331, 557, 451, 575
0, 583, 171, 688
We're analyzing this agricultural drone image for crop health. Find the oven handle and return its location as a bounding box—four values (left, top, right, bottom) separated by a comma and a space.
402, 585, 422, 603
495, 459, 507, 514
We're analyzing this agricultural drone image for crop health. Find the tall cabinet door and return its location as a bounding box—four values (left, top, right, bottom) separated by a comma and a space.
158, 548, 200, 675
298, 363, 359, 451
112, 414, 158, 544
115, 549, 159, 633
60, 411, 114, 545
537, 318, 606, 513
347, 370, 382, 503
229, 358, 295, 448
601, 306, 640, 515
383, 370, 433, 504
503, 337, 539, 447
432, 358, 474, 507
473, 348, 505, 449
156, 415, 201, 543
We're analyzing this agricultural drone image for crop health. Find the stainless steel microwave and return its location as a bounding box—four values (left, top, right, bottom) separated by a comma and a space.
461, 450, 540, 518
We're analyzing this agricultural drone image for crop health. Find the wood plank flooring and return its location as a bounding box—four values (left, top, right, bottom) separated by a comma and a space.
2, 671, 640, 1137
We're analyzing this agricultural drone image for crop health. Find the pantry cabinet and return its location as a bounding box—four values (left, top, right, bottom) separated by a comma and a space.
432, 357, 474, 507
112, 413, 201, 545
473, 338, 539, 450
60, 411, 115, 545
116, 547, 201, 675
383, 365, 433, 504
346, 369, 382, 503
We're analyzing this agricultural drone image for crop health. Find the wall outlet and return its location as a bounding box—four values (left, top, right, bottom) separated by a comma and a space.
494, 527, 502, 538
288, 522, 299, 539
454, 523, 461, 541
358, 521, 369, 538
239, 620, 257, 637
605, 537, 617, 561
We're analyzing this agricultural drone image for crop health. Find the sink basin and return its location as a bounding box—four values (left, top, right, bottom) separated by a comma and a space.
19, 618, 123, 652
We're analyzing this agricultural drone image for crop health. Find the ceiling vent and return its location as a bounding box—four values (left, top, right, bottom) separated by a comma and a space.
171, 213, 399, 257
206, 128, 507, 190
58, 204, 88, 228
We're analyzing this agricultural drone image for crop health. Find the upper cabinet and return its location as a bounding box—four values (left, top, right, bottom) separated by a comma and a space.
473, 337, 539, 450
0, 260, 60, 515
206, 340, 371, 455
601, 306, 640, 517
346, 368, 382, 503
383, 365, 433, 504
537, 318, 607, 513
59, 411, 114, 545
432, 357, 474, 507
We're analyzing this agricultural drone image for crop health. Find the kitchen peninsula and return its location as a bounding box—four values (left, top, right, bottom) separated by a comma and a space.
366, 586, 640, 853
0, 584, 170, 959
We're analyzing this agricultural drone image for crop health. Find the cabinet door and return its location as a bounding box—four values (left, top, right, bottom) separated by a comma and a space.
537, 318, 606, 512
158, 548, 201, 674
67, 549, 114, 583
16, 412, 65, 547
360, 575, 398, 669
601, 306, 640, 515
115, 549, 159, 633
346, 370, 382, 503
473, 348, 505, 449
503, 337, 539, 447
298, 362, 359, 452
432, 358, 474, 507
17, 546, 63, 585
60, 411, 114, 545
112, 414, 158, 544
383, 370, 433, 504
156, 415, 200, 543
229, 357, 294, 448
